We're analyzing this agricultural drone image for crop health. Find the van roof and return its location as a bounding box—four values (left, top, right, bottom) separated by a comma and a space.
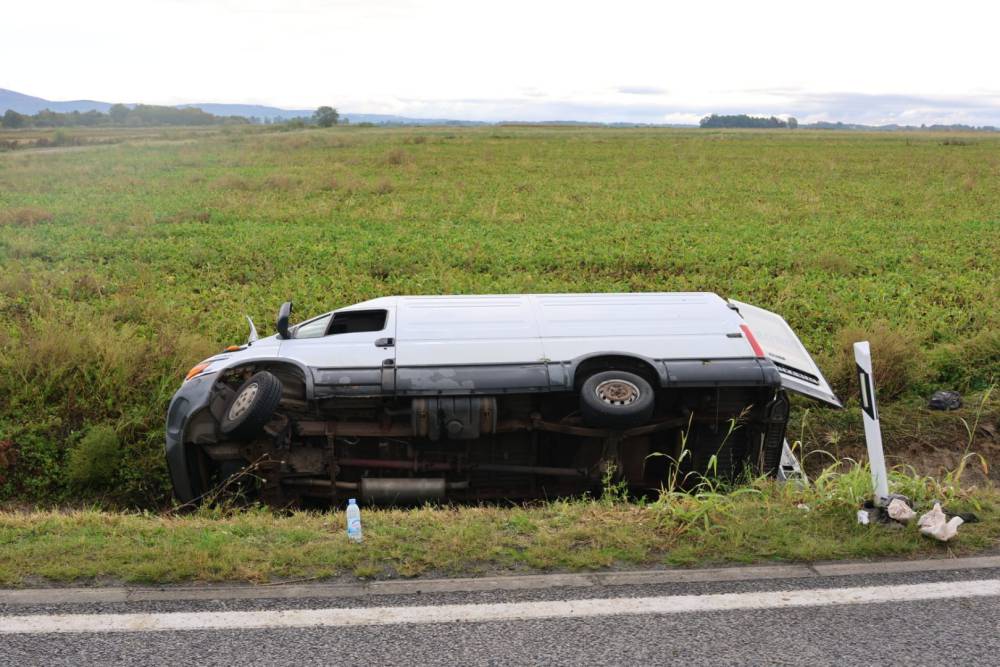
348, 291, 727, 310
356, 292, 746, 342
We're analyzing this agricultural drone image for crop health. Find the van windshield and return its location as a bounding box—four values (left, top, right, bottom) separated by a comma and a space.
293, 314, 332, 339
293, 309, 387, 339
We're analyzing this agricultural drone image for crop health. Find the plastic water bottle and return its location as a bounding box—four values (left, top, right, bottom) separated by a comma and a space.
346, 498, 363, 542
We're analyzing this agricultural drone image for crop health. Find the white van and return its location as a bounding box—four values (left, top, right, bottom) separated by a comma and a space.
166, 293, 839, 505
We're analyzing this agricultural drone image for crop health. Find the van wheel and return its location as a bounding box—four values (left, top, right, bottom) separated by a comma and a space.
580, 370, 655, 428
220, 371, 283, 439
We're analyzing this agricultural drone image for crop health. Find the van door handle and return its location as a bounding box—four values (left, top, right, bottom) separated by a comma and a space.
375, 337, 395, 347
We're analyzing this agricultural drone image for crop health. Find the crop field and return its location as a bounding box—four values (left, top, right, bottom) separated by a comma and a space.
0, 126, 998, 507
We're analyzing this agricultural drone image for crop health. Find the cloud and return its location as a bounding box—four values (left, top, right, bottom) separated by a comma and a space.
339, 89, 1000, 126
721, 91, 1000, 126
617, 86, 669, 96
6, 0, 1000, 126
660, 112, 704, 125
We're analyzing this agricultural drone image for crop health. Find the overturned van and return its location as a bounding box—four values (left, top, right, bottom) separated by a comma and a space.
165, 293, 840, 505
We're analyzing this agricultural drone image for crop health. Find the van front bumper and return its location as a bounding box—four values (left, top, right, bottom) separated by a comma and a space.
164, 374, 216, 503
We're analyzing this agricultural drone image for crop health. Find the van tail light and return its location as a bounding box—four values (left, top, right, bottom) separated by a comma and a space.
740, 324, 765, 358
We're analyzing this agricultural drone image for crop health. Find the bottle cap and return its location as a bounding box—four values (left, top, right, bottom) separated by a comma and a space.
348, 498, 357, 504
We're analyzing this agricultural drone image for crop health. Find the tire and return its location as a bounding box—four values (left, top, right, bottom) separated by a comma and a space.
579, 370, 655, 428
219, 371, 283, 439
180, 441, 209, 503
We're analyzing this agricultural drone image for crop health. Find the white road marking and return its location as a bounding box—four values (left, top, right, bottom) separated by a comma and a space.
2, 579, 998, 635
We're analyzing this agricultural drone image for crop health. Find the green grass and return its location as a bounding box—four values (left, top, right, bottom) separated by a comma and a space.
0, 126, 998, 505
1, 468, 996, 585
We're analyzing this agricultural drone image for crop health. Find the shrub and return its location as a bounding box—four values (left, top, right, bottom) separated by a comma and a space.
323, 176, 364, 194
0, 440, 17, 485
813, 251, 858, 276
0, 207, 55, 227
368, 246, 419, 279
827, 322, 923, 401
371, 178, 394, 195
71, 273, 104, 300
156, 209, 212, 224
929, 329, 1000, 391
52, 130, 78, 147
210, 175, 254, 191
385, 148, 409, 166
279, 119, 307, 131
66, 425, 122, 490
264, 174, 297, 190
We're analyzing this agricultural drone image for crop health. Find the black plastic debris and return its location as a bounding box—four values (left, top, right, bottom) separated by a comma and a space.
858, 499, 889, 525
858, 494, 916, 526
939, 504, 981, 524
928, 390, 962, 410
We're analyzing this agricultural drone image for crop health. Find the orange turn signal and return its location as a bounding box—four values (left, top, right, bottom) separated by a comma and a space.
185, 362, 210, 381
225, 345, 242, 352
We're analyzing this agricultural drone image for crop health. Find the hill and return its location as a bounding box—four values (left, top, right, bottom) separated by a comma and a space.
0, 88, 113, 115
1, 88, 485, 126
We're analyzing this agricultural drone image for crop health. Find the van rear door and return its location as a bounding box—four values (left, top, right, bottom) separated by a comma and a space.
728, 299, 842, 408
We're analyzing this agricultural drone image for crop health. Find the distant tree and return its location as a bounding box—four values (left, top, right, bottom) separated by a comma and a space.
108, 103, 129, 124
2, 109, 27, 128
700, 114, 788, 129
313, 106, 340, 127
787, 117, 798, 129
33, 109, 64, 127
77, 110, 105, 126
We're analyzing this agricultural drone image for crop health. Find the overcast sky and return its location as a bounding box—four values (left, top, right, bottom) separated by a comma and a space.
5, 0, 1000, 125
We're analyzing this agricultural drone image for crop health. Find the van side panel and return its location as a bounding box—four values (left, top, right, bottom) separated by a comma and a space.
395, 296, 545, 366
532, 292, 752, 361
393, 292, 757, 366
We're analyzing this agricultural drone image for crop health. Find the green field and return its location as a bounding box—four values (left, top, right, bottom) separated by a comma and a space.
0, 126, 997, 506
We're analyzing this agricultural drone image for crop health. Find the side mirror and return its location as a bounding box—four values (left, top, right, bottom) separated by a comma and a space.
276, 301, 293, 339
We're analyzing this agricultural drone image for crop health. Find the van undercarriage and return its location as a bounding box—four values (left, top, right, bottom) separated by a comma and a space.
180, 376, 790, 506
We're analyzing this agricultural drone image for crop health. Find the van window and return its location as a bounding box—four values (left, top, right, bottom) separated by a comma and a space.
294, 314, 333, 339
328, 309, 387, 335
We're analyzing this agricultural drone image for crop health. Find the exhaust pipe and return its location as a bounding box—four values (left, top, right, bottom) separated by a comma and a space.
359, 478, 469, 504
281, 476, 468, 503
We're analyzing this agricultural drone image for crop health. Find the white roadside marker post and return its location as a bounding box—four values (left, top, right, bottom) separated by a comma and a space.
854, 341, 890, 506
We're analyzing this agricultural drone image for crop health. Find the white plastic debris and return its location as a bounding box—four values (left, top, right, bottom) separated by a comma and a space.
917, 502, 964, 542
796, 503, 810, 512
857, 509, 871, 525
887, 497, 916, 523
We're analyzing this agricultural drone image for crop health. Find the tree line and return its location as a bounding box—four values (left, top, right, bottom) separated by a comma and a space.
2, 105, 343, 129
1, 104, 251, 129
700, 114, 798, 129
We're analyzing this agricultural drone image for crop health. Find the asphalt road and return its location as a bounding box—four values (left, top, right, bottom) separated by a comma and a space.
3, 560, 1000, 666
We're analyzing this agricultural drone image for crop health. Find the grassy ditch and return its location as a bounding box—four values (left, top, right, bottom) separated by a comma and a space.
1, 464, 996, 586
1, 126, 998, 507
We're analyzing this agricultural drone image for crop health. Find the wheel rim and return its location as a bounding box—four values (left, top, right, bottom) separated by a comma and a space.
228, 383, 259, 421
594, 379, 640, 406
